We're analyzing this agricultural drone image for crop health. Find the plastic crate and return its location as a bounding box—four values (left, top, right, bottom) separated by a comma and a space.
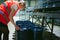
16, 21, 45, 40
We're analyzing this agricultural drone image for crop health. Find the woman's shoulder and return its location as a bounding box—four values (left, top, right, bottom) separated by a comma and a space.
11, 4, 18, 10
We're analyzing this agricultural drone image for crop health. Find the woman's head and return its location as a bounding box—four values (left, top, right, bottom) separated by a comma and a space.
18, 1, 26, 10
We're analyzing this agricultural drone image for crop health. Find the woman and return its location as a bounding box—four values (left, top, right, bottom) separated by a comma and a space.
0, 0, 20, 40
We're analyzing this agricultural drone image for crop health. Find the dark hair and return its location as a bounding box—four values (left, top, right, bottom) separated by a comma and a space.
19, 2, 25, 6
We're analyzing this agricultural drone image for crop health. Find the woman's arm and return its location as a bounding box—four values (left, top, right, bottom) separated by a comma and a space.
9, 5, 20, 30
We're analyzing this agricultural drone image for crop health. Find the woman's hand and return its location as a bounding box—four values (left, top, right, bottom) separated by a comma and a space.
15, 25, 20, 30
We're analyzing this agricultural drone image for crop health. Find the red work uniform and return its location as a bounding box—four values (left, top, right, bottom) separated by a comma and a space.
0, 1, 18, 25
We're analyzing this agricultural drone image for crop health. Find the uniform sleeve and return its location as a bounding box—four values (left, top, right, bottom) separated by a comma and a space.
11, 4, 18, 11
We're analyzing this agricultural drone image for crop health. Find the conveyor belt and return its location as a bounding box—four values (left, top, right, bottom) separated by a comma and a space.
32, 12, 60, 19
15, 21, 46, 40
